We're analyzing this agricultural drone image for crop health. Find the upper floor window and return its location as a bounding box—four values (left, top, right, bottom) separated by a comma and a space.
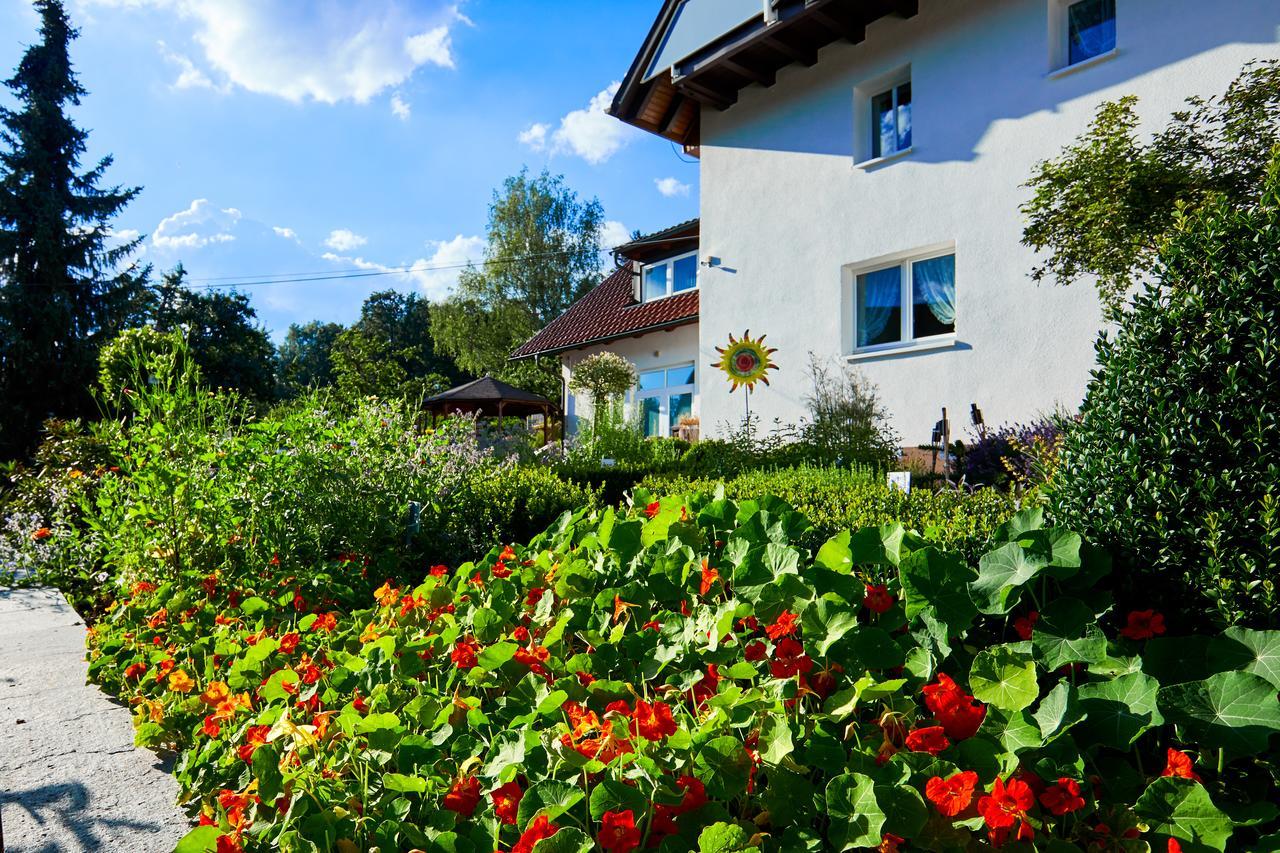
852, 249, 955, 352
1050, 0, 1116, 72
641, 251, 698, 302
1067, 0, 1115, 65
871, 81, 912, 160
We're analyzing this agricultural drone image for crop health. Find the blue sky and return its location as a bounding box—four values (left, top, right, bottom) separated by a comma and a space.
0, 0, 699, 339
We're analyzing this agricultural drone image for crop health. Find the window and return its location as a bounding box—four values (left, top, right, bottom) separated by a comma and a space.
641, 251, 698, 302
852, 250, 955, 352
635, 364, 695, 438
1067, 0, 1115, 65
870, 81, 912, 159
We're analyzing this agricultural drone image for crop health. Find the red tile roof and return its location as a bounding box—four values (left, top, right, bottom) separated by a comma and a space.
510, 264, 699, 360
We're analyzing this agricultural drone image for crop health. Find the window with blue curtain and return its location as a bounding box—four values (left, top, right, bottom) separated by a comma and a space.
1067, 0, 1115, 65
856, 266, 902, 347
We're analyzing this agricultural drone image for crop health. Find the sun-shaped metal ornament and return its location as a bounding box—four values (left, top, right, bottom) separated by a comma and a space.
713, 330, 778, 393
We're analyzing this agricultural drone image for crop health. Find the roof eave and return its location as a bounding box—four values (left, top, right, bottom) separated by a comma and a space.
509, 314, 699, 363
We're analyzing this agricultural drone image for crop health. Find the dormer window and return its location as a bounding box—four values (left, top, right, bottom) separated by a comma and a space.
641, 251, 699, 302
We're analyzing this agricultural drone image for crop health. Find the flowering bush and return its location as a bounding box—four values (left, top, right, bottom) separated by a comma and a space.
84, 490, 1279, 852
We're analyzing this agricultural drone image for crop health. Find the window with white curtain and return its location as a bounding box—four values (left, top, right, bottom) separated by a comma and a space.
634, 364, 695, 438
852, 250, 955, 352
641, 251, 698, 302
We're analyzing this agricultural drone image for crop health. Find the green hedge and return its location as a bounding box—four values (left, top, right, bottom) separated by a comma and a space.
641, 466, 1027, 561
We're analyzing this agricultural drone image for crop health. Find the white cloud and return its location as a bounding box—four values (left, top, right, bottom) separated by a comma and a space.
157, 40, 227, 92
520, 82, 634, 165
90, 1, 465, 104
321, 233, 485, 300
272, 226, 298, 241
324, 229, 368, 252
600, 220, 632, 253
391, 92, 411, 121
152, 198, 242, 250
655, 177, 690, 198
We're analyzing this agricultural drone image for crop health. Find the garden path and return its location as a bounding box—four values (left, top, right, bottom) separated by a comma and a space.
0, 587, 188, 852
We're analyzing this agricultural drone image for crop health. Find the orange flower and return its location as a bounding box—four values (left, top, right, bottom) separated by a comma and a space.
878, 834, 904, 853
123, 662, 148, 680
491, 560, 512, 579
278, 632, 300, 654
31, 527, 53, 540
202, 715, 221, 738
599, 809, 641, 853
1039, 777, 1086, 816
1162, 748, 1201, 783
238, 725, 270, 762
699, 559, 720, 596
500, 545, 517, 562
374, 582, 399, 607
513, 645, 551, 678
311, 612, 338, 633
905, 726, 951, 755
922, 673, 987, 740
1119, 609, 1166, 640
451, 640, 478, 670
147, 609, 168, 629
168, 670, 195, 693
201, 681, 231, 707
925, 770, 978, 817
490, 780, 522, 825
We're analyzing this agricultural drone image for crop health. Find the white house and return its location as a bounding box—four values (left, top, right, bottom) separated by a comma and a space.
516, 0, 1280, 444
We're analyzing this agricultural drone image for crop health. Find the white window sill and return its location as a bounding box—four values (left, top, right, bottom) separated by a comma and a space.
1047, 47, 1119, 80
847, 335, 957, 362
854, 146, 914, 171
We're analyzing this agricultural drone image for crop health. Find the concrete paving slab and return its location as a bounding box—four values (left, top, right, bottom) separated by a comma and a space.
0, 587, 190, 853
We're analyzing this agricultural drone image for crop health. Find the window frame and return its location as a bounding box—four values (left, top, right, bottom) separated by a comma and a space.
639, 250, 700, 303
1048, 0, 1117, 75
632, 362, 696, 438
844, 243, 957, 358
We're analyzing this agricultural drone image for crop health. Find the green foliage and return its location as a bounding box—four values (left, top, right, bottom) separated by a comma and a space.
1049, 152, 1280, 628
0, 0, 149, 459
434, 169, 605, 399
643, 466, 1024, 562
799, 355, 900, 472
568, 352, 638, 436
149, 265, 276, 403
276, 320, 344, 399
77, 490, 1279, 852
1022, 60, 1280, 317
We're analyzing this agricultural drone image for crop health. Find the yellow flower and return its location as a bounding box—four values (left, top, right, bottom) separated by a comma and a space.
68, 469, 84, 479
359, 623, 381, 644
168, 670, 195, 693
200, 681, 231, 706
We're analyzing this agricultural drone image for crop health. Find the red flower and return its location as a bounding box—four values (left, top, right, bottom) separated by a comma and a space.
513, 645, 551, 678
645, 501, 661, 519
688, 664, 720, 707
631, 700, 677, 741
1119, 609, 1166, 641
429, 564, 449, 577
31, 527, 52, 541
215, 836, 244, 853
925, 770, 978, 817
922, 673, 987, 741
1162, 748, 1201, 783
599, 809, 641, 853
311, 612, 337, 633
442, 776, 481, 817
743, 641, 767, 662
492, 560, 512, 579
451, 641, 478, 670
123, 662, 148, 679
699, 559, 720, 596
1039, 777, 1086, 816
878, 835, 904, 853
202, 716, 221, 738
977, 777, 1035, 830
1013, 611, 1039, 641
675, 775, 707, 813
490, 780, 522, 825
512, 626, 530, 643
765, 610, 800, 640
513, 815, 559, 853
1168, 841, 1183, 853
278, 633, 300, 654
905, 726, 951, 755
526, 587, 546, 608
863, 584, 894, 614
769, 637, 814, 679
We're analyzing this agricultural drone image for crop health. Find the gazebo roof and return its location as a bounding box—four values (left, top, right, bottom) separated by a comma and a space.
422, 375, 556, 417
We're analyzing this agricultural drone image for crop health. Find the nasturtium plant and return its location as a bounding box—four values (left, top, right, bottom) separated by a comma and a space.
81, 495, 1278, 853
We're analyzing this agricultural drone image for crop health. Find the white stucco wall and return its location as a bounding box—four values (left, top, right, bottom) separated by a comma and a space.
560, 322, 701, 435
697, 0, 1280, 444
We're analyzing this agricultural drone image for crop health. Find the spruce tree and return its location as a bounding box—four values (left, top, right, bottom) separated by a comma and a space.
0, 0, 148, 458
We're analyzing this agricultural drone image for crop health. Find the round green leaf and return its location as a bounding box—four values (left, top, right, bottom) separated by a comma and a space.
1134, 777, 1234, 852
1158, 671, 1280, 757
969, 645, 1039, 712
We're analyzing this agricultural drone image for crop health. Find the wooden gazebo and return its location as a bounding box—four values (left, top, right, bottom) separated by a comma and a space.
422, 376, 559, 442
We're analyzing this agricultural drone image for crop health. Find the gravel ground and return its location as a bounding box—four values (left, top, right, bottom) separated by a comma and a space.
0, 587, 189, 853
